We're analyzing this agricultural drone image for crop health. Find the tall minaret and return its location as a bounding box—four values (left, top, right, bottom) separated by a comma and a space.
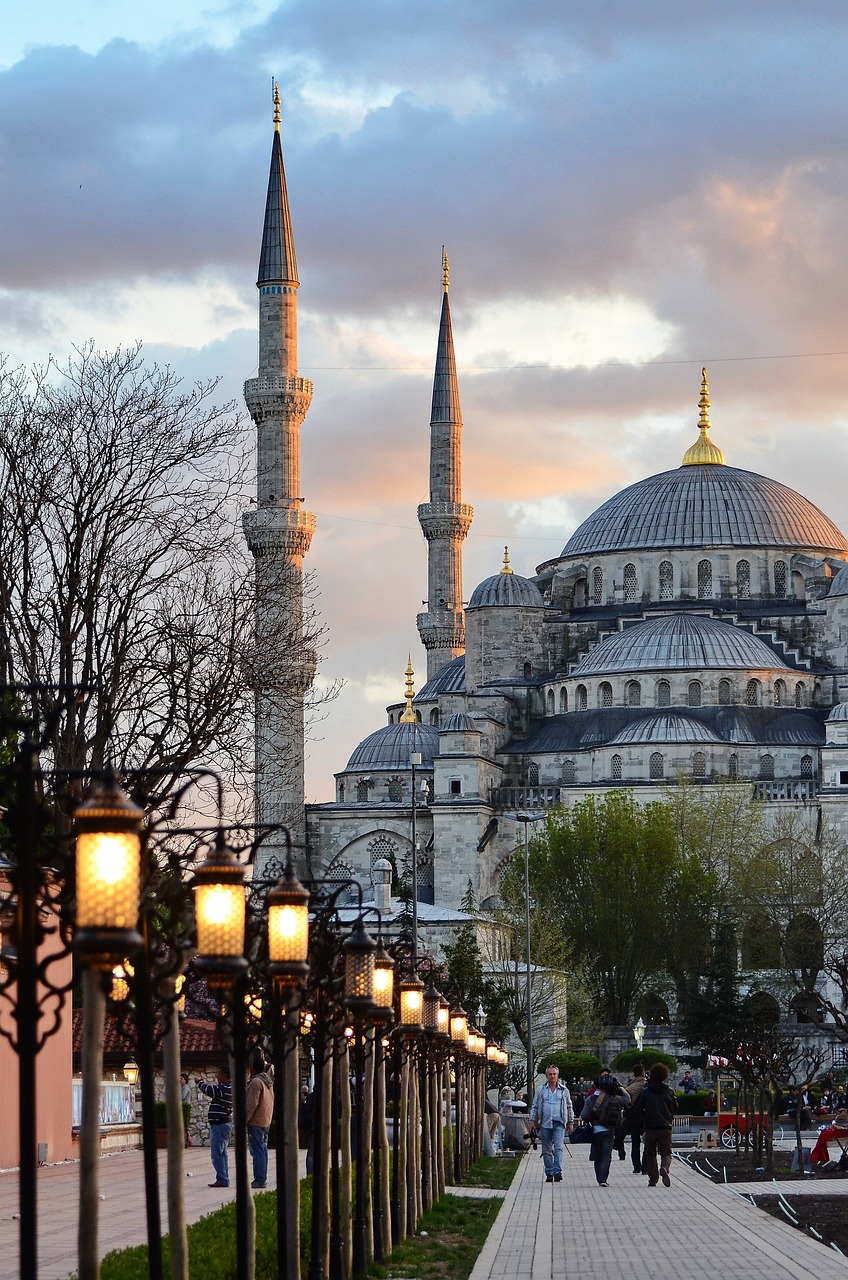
242, 85, 315, 878
416, 251, 473, 680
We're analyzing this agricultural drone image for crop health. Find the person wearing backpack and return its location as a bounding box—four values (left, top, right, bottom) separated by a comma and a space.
586, 1076, 627, 1187
636, 1062, 677, 1187
528, 1064, 575, 1182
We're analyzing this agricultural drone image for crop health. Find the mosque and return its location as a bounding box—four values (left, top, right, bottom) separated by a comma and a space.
246, 95, 848, 990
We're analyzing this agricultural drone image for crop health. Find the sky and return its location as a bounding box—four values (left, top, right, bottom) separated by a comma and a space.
5, 4, 848, 800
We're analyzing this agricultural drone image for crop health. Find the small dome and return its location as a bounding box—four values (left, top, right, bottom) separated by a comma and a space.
417, 655, 466, 699
827, 703, 848, 721
571, 614, 790, 677
830, 566, 848, 597
441, 712, 477, 732
611, 714, 721, 745
345, 721, 439, 771
468, 573, 544, 609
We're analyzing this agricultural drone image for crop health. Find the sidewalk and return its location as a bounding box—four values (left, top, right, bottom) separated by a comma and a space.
0, 1146, 304, 1280
470, 1146, 848, 1280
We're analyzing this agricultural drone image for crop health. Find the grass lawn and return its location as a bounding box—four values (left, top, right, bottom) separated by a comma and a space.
99, 1156, 519, 1280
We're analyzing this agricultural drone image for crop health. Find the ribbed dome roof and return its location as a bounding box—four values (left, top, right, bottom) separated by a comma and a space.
611, 714, 721, 745
571, 614, 790, 677
560, 465, 847, 558
827, 703, 848, 721
830, 566, 848, 597
345, 722, 439, 771
441, 712, 477, 732
416, 655, 466, 699
468, 573, 544, 609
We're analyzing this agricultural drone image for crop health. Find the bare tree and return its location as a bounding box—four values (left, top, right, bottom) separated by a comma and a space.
0, 341, 332, 812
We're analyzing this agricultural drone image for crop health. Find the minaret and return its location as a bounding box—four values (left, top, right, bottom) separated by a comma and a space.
242, 84, 315, 878
416, 251, 474, 680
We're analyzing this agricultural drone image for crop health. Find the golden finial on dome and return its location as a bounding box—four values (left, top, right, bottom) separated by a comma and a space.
681, 365, 726, 467
442, 246, 449, 293
400, 656, 417, 722
500, 546, 513, 575
273, 81, 281, 132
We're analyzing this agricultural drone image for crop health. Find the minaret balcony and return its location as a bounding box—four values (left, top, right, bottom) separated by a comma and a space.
244, 375, 314, 397
243, 506, 316, 558
418, 501, 474, 541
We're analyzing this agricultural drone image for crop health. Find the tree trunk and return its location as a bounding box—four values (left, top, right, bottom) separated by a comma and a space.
362, 1029, 375, 1263
340, 1039, 353, 1280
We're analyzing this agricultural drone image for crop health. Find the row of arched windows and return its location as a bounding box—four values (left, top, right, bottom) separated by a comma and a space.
585, 558, 791, 606
551, 752, 814, 783
548, 678, 808, 714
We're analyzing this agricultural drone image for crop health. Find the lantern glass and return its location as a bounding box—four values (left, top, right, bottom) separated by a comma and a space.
345, 946, 375, 1005
77, 831, 140, 930
373, 962, 394, 1010
450, 1009, 468, 1046
423, 984, 441, 1031
196, 882, 245, 958
400, 979, 424, 1027
123, 1058, 139, 1085
175, 973, 186, 1014
111, 965, 130, 1002
437, 1002, 450, 1035
487, 1042, 498, 1063
268, 901, 309, 964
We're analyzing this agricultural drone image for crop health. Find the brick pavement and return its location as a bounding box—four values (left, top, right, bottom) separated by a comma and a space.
470, 1146, 848, 1280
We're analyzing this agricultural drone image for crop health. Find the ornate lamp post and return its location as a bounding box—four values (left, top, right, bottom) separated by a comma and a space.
267, 856, 310, 1280
371, 944, 395, 1262
344, 919, 377, 1280
450, 1006, 468, 1183
634, 1017, 646, 1053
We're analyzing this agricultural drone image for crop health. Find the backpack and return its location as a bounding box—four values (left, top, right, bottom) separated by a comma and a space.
595, 1090, 625, 1130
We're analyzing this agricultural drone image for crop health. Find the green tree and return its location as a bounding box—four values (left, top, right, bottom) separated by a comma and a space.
525, 791, 679, 1024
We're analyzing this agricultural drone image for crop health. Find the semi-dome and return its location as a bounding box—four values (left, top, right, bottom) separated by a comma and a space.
571, 614, 791, 677
441, 712, 477, 732
416, 655, 466, 699
345, 721, 439, 771
558, 465, 847, 558
830, 566, 848, 597
611, 713, 721, 745
827, 703, 848, 721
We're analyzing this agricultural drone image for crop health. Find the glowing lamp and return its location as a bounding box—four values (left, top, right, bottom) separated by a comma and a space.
344, 918, 376, 1015
423, 982, 442, 1033
267, 860, 310, 990
450, 1006, 468, 1049
399, 977, 425, 1031
123, 1058, 139, 1086
437, 998, 450, 1037
373, 945, 396, 1019
193, 832, 247, 986
74, 780, 144, 967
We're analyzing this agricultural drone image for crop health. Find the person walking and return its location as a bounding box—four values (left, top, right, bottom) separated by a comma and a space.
584, 1077, 627, 1187
197, 1065, 234, 1188
637, 1062, 676, 1187
625, 1064, 647, 1173
245, 1049, 275, 1189
529, 1064, 575, 1183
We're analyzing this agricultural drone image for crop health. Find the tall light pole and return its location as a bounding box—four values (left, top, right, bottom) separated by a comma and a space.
515, 813, 535, 1103
410, 750, 422, 965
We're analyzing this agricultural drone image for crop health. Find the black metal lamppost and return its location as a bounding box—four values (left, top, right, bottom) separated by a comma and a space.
345, 918, 377, 1280
370, 943, 395, 1262
449, 1006, 468, 1184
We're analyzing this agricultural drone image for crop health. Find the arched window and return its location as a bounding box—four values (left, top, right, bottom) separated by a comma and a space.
559, 687, 568, 713
576, 684, 587, 711
728, 753, 739, 780
659, 560, 673, 601
387, 776, 404, 802
774, 680, 786, 707
656, 679, 671, 708
634, 993, 671, 1025
692, 751, 706, 777
718, 678, 732, 705
736, 559, 750, 599
338, 780, 345, 802
356, 780, 370, 802
786, 914, 824, 975
698, 559, 713, 599
688, 680, 702, 708
795, 681, 805, 707
800, 754, 814, 778
592, 566, 604, 605
815, 680, 822, 701
573, 577, 587, 607
546, 689, 555, 714
741, 910, 781, 968
369, 836, 399, 872
649, 752, 664, 780
430, 708, 440, 726
598, 681, 613, 708
774, 561, 787, 596
611, 754, 623, 781
626, 680, 641, 707
759, 753, 775, 780
528, 763, 539, 786
743, 991, 780, 1027
523, 662, 532, 679
562, 760, 575, 783
624, 563, 638, 602
746, 679, 761, 706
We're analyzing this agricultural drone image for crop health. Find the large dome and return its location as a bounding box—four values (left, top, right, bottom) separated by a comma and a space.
345, 722, 439, 771
571, 614, 791, 677
560, 464, 847, 558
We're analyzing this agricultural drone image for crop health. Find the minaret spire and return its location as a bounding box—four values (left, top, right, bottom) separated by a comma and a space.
242, 91, 316, 877
416, 251, 473, 680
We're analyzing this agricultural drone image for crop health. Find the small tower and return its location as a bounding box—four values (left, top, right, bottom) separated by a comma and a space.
242, 85, 316, 877
417, 251, 474, 680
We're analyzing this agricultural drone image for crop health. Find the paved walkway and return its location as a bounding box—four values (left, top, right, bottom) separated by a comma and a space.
0, 1146, 304, 1280
470, 1147, 848, 1280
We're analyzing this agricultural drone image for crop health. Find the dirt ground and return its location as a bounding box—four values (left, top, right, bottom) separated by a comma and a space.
684, 1146, 848, 1183
754, 1196, 848, 1255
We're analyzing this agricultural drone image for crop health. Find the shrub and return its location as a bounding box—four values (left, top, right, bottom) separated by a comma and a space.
541, 1051, 603, 1084
154, 1100, 192, 1130
673, 1090, 713, 1116
610, 1047, 677, 1075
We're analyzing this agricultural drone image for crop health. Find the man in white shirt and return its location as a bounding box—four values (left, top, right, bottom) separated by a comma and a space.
528, 1065, 575, 1182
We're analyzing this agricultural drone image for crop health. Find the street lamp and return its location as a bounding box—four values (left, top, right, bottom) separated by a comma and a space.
511, 811, 544, 1102
399, 977, 424, 1031
123, 1058, 139, 1085
634, 1017, 645, 1053
193, 832, 248, 985
267, 859, 310, 989
344, 919, 376, 1280
74, 779, 144, 966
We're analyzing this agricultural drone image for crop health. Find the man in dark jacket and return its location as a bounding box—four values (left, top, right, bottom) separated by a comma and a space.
636, 1063, 676, 1187
625, 1064, 648, 1174
198, 1065, 234, 1188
